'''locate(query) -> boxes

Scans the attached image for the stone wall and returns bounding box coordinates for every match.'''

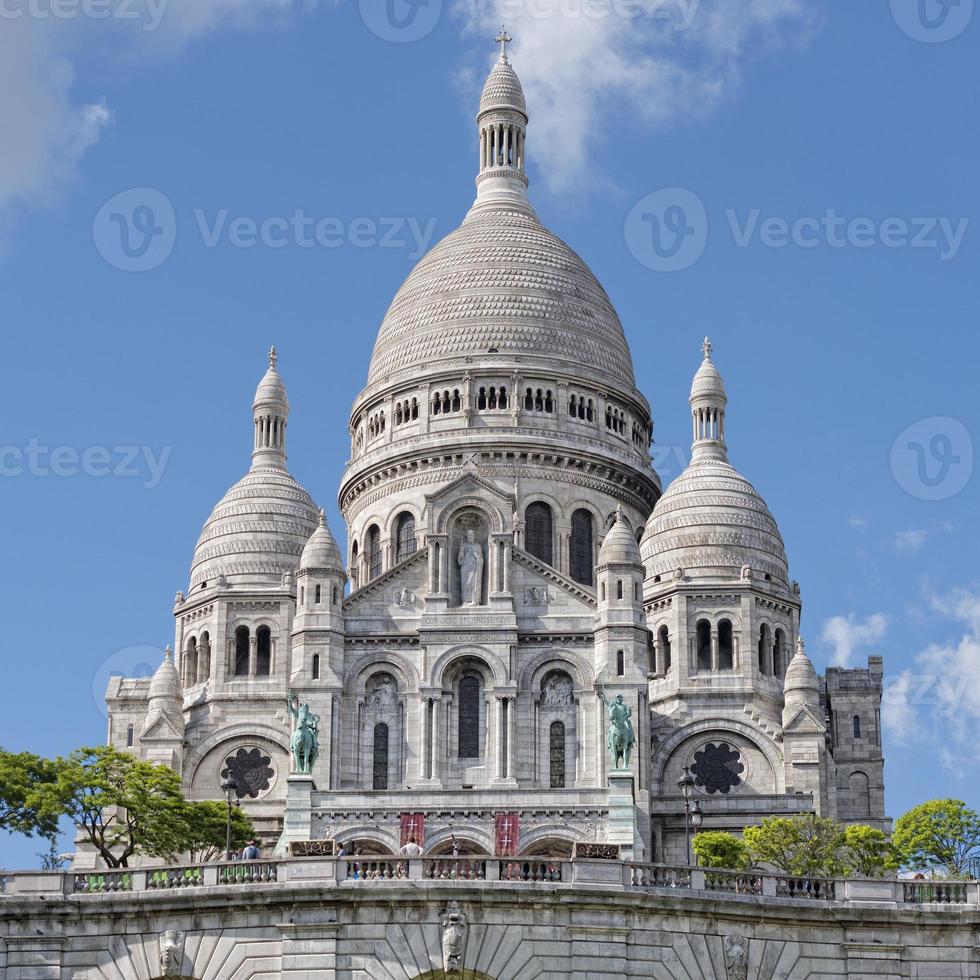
[3,860,980,979]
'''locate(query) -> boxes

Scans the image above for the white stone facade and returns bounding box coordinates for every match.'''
[103,44,887,867]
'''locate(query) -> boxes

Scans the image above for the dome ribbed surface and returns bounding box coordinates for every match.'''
[254,365,288,406]
[641,459,788,586]
[599,514,641,565]
[300,516,344,572]
[366,208,635,388]
[190,467,320,589]
[148,653,181,702]
[691,358,726,401]
[480,59,526,114]
[784,648,819,698]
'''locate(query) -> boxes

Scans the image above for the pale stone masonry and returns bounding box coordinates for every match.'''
[3,862,980,979]
[97,39,888,868]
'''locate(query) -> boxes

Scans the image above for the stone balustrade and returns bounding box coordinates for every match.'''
[4,860,980,907]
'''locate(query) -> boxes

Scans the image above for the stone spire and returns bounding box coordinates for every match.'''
[252,345,289,470]
[475,29,531,212]
[689,336,728,462]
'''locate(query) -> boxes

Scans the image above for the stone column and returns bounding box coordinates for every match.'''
[710,629,719,672]
[506,696,516,780]
[495,696,505,779]
[249,635,257,676]
[420,696,431,780]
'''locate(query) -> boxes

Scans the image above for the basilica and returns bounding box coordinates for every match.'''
[101,41,887,869]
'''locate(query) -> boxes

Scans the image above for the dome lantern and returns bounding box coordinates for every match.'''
[690,337,728,463]
[252,345,289,470]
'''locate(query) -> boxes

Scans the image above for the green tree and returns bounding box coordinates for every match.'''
[743,815,845,876]
[35,746,191,868]
[183,800,254,863]
[841,825,899,878]
[892,799,980,877]
[692,831,751,870]
[0,749,60,840]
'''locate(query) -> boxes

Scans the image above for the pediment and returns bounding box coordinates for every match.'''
[782,705,827,735]
[513,547,597,613]
[426,472,514,533]
[344,546,429,614]
[139,712,183,741]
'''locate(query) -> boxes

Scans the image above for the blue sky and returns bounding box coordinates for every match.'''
[1,0,977,868]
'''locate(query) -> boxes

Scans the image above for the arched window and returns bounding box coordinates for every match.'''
[718,620,734,670]
[774,628,786,677]
[616,650,625,676]
[373,723,389,790]
[312,654,320,680]
[185,637,198,687]
[550,721,566,789]
[569,509,594,585]
[616,579,623,600]
[659,625,671,674]
[458,675,481,759]
[350,540,359,589]
[758,624,771,675]
[199,631,211,683]
[696,620,712,672]
[234,626,250,676]
[395,512,417,562]
[524,502,554,566]
[367,525,382,580]
[126,724,134,748]
[314,584,321,604]
[256,626,272,676]
[853,715,862,739]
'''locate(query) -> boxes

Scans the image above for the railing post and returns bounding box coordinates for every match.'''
[408,858,422,881]
[203,866,219,887]
[761,875,777,897]
[486,860,500,882]
[690,869,706,891]
[131,871,147,892]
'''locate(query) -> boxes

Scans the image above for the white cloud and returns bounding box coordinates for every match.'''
[0,1,320,235]
[821,612,887,667]
[883,588,980,768]
[456,0,820,191]
[893,522,954,556]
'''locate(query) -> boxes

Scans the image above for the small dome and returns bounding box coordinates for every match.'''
[784,638,820,702]
[300,510,344,573]
[690,339,727,402]
[190,467,320,590]
[480,58,527,116]
[599,510,641,565]
[254,346,288,408]
[148,647,181,703]
[641,458,789,587]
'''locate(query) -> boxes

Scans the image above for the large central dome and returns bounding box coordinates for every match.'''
[366,206,635,389]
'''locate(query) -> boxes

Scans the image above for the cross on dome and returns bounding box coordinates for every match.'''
[496,25,512,62]
[702,337,713,360]
[268,345,278,369]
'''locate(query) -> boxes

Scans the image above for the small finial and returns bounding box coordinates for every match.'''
[796,636,806,657]
[318,507,327,527]
[496,25,512,62]
[164,644,173,662]
[268,345,278,369]
[615,503,624,522]
[702,337,713,360]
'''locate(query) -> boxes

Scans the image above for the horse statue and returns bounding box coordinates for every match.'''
[286,693,320,774]
[597,690,635,771]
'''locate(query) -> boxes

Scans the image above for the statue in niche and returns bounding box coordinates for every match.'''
[543,674,573,709]
[441,901,467,975]
[457,528,484,606]
[368,674,397,710]
[724,935,749,980]
[159,930,183,977]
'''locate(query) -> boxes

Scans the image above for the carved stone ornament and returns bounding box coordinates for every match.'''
[724,934,749,980]
[524,585,549,605]
[159,929,184,977]
[290,839,336,857]
[574,842,620,860]
[221,747,275,799]
[395,588,416,608]
[441,900,467,975]
[541,673,573,710]
[366,673,398,712]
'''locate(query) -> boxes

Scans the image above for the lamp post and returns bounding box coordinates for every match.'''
[677,766,704,866]
[220,776,238,860]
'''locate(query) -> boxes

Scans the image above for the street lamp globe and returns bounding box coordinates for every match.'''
[691,800,704,830]
[677,766,695,799]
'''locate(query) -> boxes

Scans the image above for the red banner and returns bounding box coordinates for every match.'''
[495,813,519,856]
[400,813,425,848]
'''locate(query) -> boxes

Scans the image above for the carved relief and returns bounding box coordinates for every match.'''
[541,672,573,711]
[158,930,184,977]
[524,585,549,605]
[441,901,468,975]
[724,934,749,980]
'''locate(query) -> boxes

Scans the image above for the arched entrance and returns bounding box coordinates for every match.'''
[427,837,489,857]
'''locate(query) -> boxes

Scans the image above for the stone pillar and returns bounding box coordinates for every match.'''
[710,629,719,672]
[420,696,431,780]
[506,697,516,780]
[249,635,257,676]
[275,774,315,856]
[495,696,505,778]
